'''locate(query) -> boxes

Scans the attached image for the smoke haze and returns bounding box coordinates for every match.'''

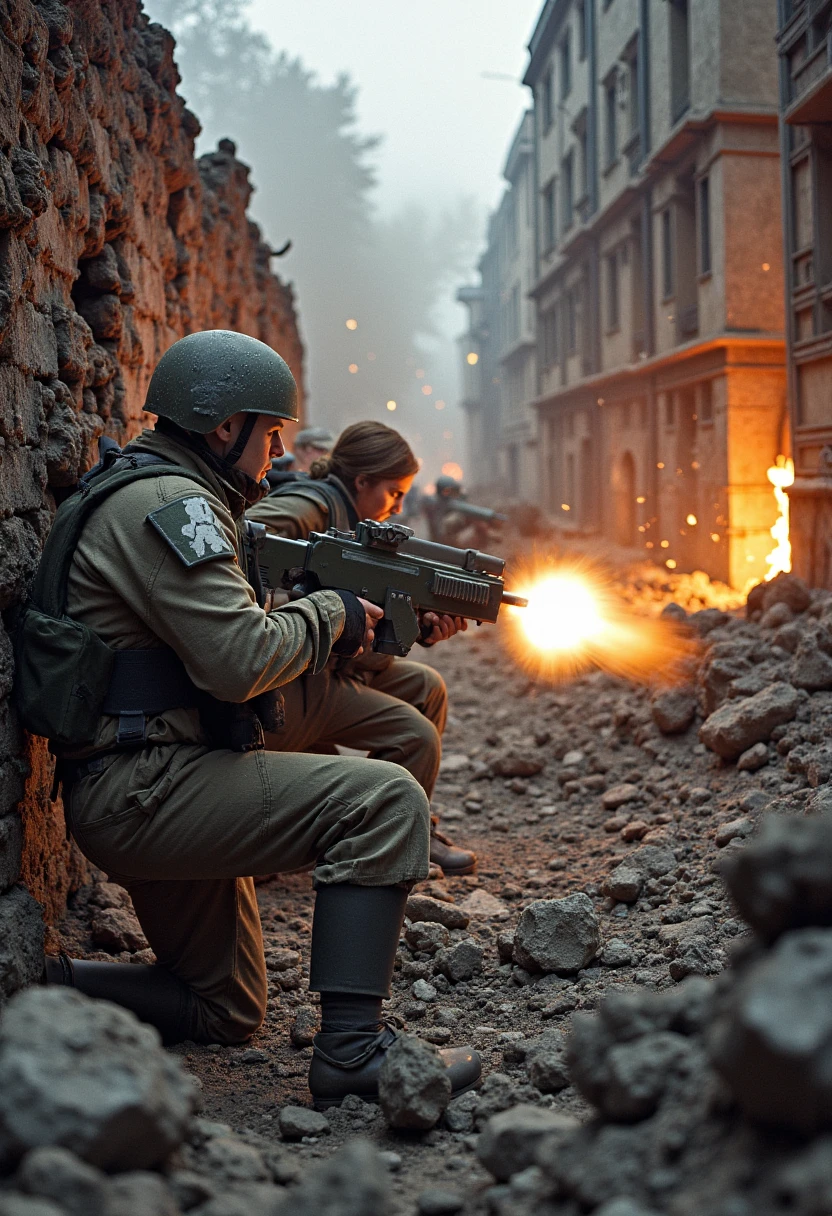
[143,0,540,482]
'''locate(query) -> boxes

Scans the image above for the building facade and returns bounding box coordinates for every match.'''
[457,112,539,500]
[526,0,787,589]
[776,0,832,586]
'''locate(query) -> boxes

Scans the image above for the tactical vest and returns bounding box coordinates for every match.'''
[268,476,358,533]
[13,443,280,752]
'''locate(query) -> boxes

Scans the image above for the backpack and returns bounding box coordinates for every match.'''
[13,445,215,747]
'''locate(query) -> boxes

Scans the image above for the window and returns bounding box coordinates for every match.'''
[662,208,674,298]
[578,127,589,200]
[542,69,554,132]
[559,28,572,100]
[542,181,556,251]
[605,77,618,167]
[665,393,676,427]
[628,50,640,135]
[567,290,578,355]
[699,176,711,274]
[542,304,560,367]
[669,0,690,123]
[562,152,575,232]
[700,380,713,422]
[606,252,620,331]
[577,1,587,61]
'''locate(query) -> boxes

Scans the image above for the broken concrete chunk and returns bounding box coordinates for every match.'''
[651,688,697,735]
[512,893,600,974]
[699,682,801,760]
[378,1035,451,1130]
[476,1104,578,1182]
[406,894,470,929]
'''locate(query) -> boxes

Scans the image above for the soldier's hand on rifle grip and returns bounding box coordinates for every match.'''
[356,598,384,656]
[418,612,468,647]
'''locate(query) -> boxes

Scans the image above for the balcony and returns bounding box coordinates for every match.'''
[786,33,832,123]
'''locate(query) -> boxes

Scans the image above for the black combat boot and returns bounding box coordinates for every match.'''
[429,816,477,877]
[308,884,481,1108]
[43,954,198,1044]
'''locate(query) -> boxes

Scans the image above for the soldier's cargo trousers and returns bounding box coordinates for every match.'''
[267,658,448,799]
[66,745,430,1045]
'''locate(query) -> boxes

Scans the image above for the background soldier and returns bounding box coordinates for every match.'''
[248,421,478,877]
[423,474,505,552]
[292,425,335,474]
[28,330,479,1106]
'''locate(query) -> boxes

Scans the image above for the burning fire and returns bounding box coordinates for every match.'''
[764,456,794,581]
[504,558,693,683]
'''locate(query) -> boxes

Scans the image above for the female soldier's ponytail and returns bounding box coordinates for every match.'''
[310,421,419,491]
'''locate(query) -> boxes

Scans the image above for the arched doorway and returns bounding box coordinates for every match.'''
[613,451,637,548]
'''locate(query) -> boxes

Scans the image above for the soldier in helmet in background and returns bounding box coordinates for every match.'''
[25,329,480,1107]
[292,425,335,474]
[424,474,506,551]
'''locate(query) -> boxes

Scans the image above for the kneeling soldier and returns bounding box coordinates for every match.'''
[20,330,480,1107]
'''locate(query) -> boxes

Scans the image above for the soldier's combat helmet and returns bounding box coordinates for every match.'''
[435,474,462,496]
[145,330,299,432]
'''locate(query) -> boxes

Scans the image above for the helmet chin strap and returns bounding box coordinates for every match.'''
[224,412,259,467]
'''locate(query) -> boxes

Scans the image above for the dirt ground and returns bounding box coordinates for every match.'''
[55,580,786,1215]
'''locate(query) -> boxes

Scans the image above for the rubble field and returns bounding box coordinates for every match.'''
[4,570,832,1215]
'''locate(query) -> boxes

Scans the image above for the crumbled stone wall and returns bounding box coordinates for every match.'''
[0,0,305,973]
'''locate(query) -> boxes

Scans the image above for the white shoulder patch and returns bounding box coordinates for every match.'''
[146,496,235,567]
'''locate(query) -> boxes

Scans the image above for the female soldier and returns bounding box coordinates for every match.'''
[247,421,477,877]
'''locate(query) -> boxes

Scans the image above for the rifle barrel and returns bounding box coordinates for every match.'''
[501,591,528,608]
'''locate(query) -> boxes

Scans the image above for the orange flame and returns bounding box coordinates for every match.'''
[764,457,794,582]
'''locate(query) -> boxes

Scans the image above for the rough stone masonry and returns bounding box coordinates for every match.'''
[0,0,305,994]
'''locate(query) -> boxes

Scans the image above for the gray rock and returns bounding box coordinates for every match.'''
[667,937,723,981]
[474,1073,538,1129]
[569,1022,705,1122]
[0,987,197,1171]
[277,1106,330,1140]
[0,1198,65,1216]
[274,1140,388,1215]
[737,742,770,771]
[289,1006,319,1048]
[16,1147,109,1216]
[651,688,697,735]
[87,882,131,911]
[761,600,795,629]
[406,894,469,929]
[0,886,45,1003]
[412,978,437,1001]
[434,940,484,983]
[443,1090,478,1133]
[629,844,677,877]
[699,682,801,760]
[601,938,634,968]
[760,572,812,615]
[525,1038,570,1094]
[595,1201,666,1216]
[710,927,832,1131]
[512,893,600,974]
[602,865,642,904]
[106,1171,180,1216]
[199,1136,271,1182]
[807,786,832,816]
[0,815,23,892]
[477,1105,578,1181]
[416,1188,464,1215]
[715,817,754,847]
[790,639,832,691]
[721,814,832,940]
[378,1034,451,1129]
[405,921,450,956]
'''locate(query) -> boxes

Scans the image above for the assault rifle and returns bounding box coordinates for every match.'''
[251,519,527,657]
[445,500,507,524]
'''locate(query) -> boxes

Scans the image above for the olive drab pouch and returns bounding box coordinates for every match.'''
[12,444,213,747]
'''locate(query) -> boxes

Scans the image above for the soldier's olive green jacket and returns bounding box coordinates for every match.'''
[246,475,357,539]
[62,428,346,757]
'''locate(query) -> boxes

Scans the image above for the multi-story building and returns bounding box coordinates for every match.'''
[526,0,787,589]
[457,112,539,499]
[776,0,832,586]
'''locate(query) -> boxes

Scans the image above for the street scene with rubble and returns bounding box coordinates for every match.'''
[3,0,832,1214]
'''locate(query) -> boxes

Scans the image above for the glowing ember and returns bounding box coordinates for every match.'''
[764,456,794,581]
[504,560,693,683]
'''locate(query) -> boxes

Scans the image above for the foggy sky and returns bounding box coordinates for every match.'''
[245,1,543,219]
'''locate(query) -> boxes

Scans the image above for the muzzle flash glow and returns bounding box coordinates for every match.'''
[518,574,606,653]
